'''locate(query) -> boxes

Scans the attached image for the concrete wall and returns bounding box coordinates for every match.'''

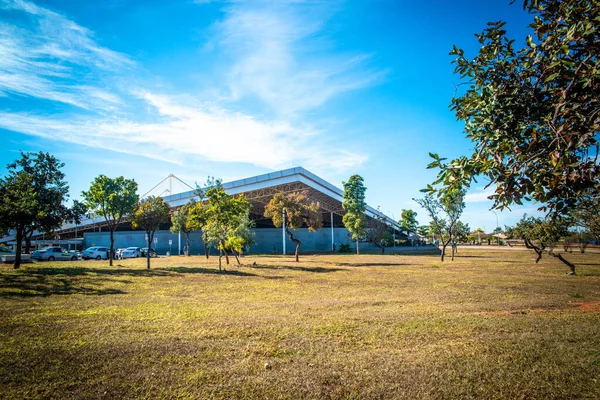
[84,228,382,255]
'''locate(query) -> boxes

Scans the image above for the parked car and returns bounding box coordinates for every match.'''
[121,247,142,259]
[0,245,13,255]
[32,247,78,261]
[115,248,126,259]
[141,247,157,257]
[82,247,109,260]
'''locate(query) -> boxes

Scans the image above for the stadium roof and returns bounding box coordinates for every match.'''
[42,166,401,236]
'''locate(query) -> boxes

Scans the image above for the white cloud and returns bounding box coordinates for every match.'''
[214,1,384,116]
[0,0,370,172]
[465,188,496,203]
[0,0,131,110]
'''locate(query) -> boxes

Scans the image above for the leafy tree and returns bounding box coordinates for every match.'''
[264,191,322,262]
[225,214,256,264]
[202,179,251,270]
[451,221,471,261]
[132,196,170,269]
[570,194,600,243]
[170,200,196,256]
[82,175,138,266]
[417,225,430,238]
[0,152,69,268]
[67,200,88,241]
[506,215,575,274]
[365,209,392,254]
[426,0,600,216]
[188,200,211,259]
[399,209,419,235]
[342,175,367,255]
[414,187,466,261]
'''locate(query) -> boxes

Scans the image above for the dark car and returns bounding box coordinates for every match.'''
[141,247,157,257]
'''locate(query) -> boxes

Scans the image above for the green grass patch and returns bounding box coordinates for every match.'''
[1,249,599,398]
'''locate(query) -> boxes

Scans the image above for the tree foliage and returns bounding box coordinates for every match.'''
[414,187,466,261]
[399,209,419,235]
[365,209,393,254]
[132,196,170,269]
[82,175,138,266]
[201,179,251,270]
[171,200,196,256]
[426,0,600,215]
[264,191,322,262]
[0,152,69,268]
[342,175,367,255]
[506,215,575,274]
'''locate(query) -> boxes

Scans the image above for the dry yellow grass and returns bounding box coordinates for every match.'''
[1,249,599,399]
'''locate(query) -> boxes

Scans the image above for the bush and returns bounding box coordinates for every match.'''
[338,243,351,253]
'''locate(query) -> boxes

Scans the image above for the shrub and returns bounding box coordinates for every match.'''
[338,243,351,253]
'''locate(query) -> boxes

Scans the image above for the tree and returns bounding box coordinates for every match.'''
[202,179,251,271]
[188,200,211,259]
[570,194,600,243]
[264,191,322,262]
[451,221,471,261]
[224,214,256,264]
[399,209,419,235]
[170,200,196,256]
[342,175,367,255]
[0,152,69,268]
[82,175,138,267]
[365,209,392,254]
[67,200,88,241]
[132,196,170,269]
[417,225,430,238]
[414,187,466,262]
[426,0,600,216]
[506,215,575,274]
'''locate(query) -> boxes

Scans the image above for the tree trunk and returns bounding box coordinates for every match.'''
[356,237,360,255]
[451,245,455,261]
[232,250,241,265]
[218,251,222,271]
[13,227,24,269]
[109,229,115,266]
[203,232,209,259]
[440,238,451,262]
[380,245,385,254]
[25,231,33,254]
[185,233,191,256]
[146,232,152,269]
[524,239,543,263]
[285,228,302,262]
[548,250,576,275]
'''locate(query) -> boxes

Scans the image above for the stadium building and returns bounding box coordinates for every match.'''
[28,167,403,255]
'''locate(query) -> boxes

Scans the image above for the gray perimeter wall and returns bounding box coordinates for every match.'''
[84,228,383,255]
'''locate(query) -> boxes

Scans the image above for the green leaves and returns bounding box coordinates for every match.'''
[442,0,600,216]
[342,175,367,240]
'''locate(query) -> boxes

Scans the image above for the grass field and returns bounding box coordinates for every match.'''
[1,249,599,399]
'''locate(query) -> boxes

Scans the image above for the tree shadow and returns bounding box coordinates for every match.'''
[333,262,410,267]
[0,274,126,298]
[162,267,258,277]
[250,264,344,273]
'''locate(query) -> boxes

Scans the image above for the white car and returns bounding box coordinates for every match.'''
[82,247,109,260]
[121,247,141,259]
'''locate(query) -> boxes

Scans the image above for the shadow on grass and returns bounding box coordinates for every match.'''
[0,274,126,298]
[0,264,261,298]
[162,267,257,277]
[333,262,410,267]
[250,264,344,273]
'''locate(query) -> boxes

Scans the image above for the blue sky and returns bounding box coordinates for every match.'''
[0,0,543,231]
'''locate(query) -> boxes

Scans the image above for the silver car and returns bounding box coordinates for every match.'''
[32,247,78,261]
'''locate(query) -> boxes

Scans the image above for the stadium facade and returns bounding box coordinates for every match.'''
[32,167,403,255]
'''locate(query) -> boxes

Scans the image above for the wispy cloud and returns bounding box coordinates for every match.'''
[0,0,373,172]
[465,188,496,203]
[213,1,384,116]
